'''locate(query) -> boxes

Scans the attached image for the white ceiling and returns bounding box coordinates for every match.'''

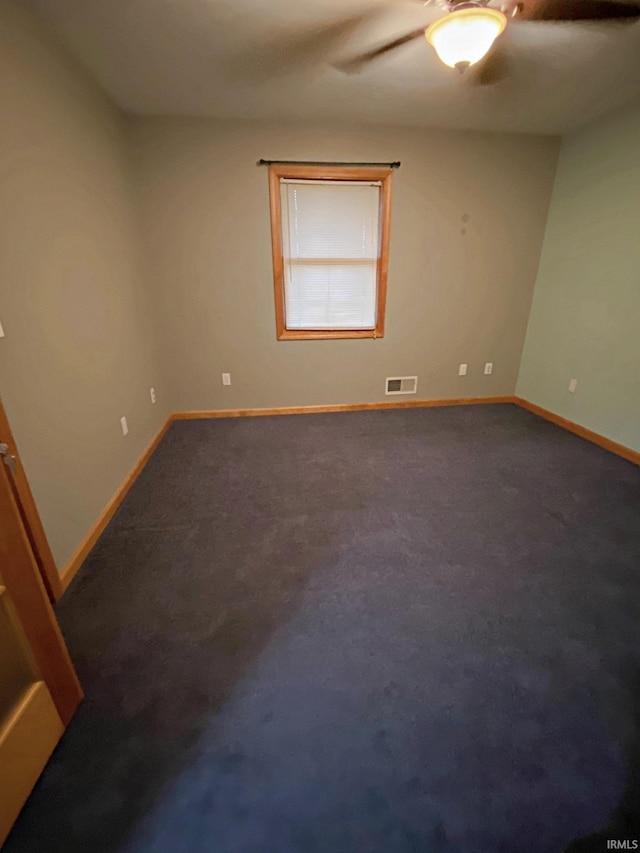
[15,0,640,134]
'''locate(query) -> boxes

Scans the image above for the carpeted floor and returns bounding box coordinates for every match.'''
[6,403,640,853]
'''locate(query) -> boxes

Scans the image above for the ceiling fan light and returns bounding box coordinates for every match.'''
[426,7,507,70]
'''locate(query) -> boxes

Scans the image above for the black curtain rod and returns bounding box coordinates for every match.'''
[258,159,400,168]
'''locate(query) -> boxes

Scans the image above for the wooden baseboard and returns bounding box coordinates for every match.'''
[515,397,640,466]
[59,416,173,593]
[173,396,517,420]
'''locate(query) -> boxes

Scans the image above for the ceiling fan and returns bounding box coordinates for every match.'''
[336,0,640,76]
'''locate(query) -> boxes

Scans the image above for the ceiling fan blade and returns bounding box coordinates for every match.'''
[471,42,512,85]
[223,10,386,81]
[334,27,427,74]
[514,0,640,21]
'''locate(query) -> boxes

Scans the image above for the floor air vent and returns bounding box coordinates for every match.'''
[385,376,418,396]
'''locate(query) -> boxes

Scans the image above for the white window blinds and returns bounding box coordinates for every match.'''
[279,179,382,330]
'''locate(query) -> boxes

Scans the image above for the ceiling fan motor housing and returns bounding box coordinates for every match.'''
[446,0,521,13]
[448,0,492,8]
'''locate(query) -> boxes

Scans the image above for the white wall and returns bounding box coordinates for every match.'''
[0,4,170,569]
[128,117,560,411]
[518,103,640,453]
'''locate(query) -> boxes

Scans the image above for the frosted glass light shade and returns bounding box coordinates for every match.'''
[426,7,507,70]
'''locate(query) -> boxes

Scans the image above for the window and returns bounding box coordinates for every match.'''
[268,165,393,340]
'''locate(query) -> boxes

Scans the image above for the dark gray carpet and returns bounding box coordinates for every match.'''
[6,404,640,853]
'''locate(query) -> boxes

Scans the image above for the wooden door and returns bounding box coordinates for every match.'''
[0,437,83,845]
[0,398,62,602]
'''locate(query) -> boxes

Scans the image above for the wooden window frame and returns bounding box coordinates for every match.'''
[268,164,393,341]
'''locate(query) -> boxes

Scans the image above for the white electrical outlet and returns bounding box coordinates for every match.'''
[458,363,468,377]
[484,362,493,375]
[222,373,231,386]
[0,318,5,338]
[568,378,578,394]
[120,416,128,436]
[150,387,157,404]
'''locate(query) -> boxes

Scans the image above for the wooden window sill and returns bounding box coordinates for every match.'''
[277,329,383,341]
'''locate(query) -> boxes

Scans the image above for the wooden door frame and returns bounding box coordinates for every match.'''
[0,397,62,602]
[0,456,82,726]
